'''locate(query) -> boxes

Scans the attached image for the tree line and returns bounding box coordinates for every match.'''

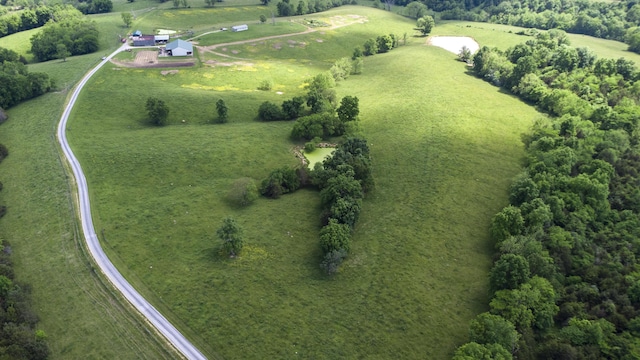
[273,0,357,17]
[0,2,109,40]
[454,29,640,358]
[0,47,53,109]
[397,0,640,55]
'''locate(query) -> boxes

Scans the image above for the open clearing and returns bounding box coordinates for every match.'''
[7,3,637,359]
[428,36,480,55]
[66,7,540,359]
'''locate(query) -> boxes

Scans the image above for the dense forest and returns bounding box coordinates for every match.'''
[0,47,53,109]
[453,30,640,359]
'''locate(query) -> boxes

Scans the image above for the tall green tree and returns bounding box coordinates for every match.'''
[216,98,228,123]
[416,15,435,35]
[55,43,70,62]
[145,97,169,126]
[337,96,359,123]
[121,12,133,27]
[468,312,519,353]
[489,254,530,293]
[217,217,244,257]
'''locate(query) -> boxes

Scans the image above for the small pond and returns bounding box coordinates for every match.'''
[303,147,335,169]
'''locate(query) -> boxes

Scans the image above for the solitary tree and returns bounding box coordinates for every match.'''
[121,12,133,27]
[55,43,70,62]
[217,217,243,257]
[337,96,359,123]
[145,97,170,126]
[216,99,228,123]
[416,15,435,35]
[260,14,267,23]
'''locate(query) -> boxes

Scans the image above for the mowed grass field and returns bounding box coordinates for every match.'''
[66,7,541,358]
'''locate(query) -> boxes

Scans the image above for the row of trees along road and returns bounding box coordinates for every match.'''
[454,29,640,358]
[396,0,640,55]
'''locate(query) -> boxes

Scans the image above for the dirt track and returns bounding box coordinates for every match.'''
[197,15,367,59]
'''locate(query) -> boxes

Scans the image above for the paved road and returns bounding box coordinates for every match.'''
[56,43,207,360]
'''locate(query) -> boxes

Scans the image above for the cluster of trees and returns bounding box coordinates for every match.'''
[401,0,640,54]
[0,4,81,39]
[311,137,373,274]
[355,32,403,57]
[75,0,112,14]
[0,47,53,109]
[273,0,356,17]
[454,29,640,358]
[257,65,360,125]
[30,18,100,62]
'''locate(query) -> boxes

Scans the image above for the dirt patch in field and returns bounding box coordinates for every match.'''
[427,36,480,55]
[161,70,179,75]
[204,60,254,67]
[135,51,159,65]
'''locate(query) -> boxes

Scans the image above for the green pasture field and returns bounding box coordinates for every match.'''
[0,11,178,360]
[4,3,638,359]
[0,27,38,62]
[131,6,277,34]
[66,7,541,359]
[0,71,177,360]
[192,21,308,46]
[208,7,417,64]
[433,20,640,63]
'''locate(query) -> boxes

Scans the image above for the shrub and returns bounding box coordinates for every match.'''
[257,101,284,121]
[227,178,259,206]
[257,79,273,91]
[260,166,300,198]
[320,249,347,275]
[304,141,316,152]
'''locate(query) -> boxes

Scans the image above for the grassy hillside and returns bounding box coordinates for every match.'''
[0,11,179,360]
[66,8,540,358]
[4,3,636,359]
[433,20,640,63]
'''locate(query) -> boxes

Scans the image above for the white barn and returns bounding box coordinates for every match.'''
[231,24,248,32]
[166,39,193,56]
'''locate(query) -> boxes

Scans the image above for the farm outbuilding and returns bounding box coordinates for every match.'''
[133,35,155,46]
[155,35,170,44]
[166,39,193,56]
[231,24,248,32]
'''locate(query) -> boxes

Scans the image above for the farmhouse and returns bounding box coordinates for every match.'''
[133,35,155,47]
[231,24,248,32]
[155,35,170,44]
[166,39,193,56]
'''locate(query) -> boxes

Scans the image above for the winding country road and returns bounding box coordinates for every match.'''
[56,43,207,360]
